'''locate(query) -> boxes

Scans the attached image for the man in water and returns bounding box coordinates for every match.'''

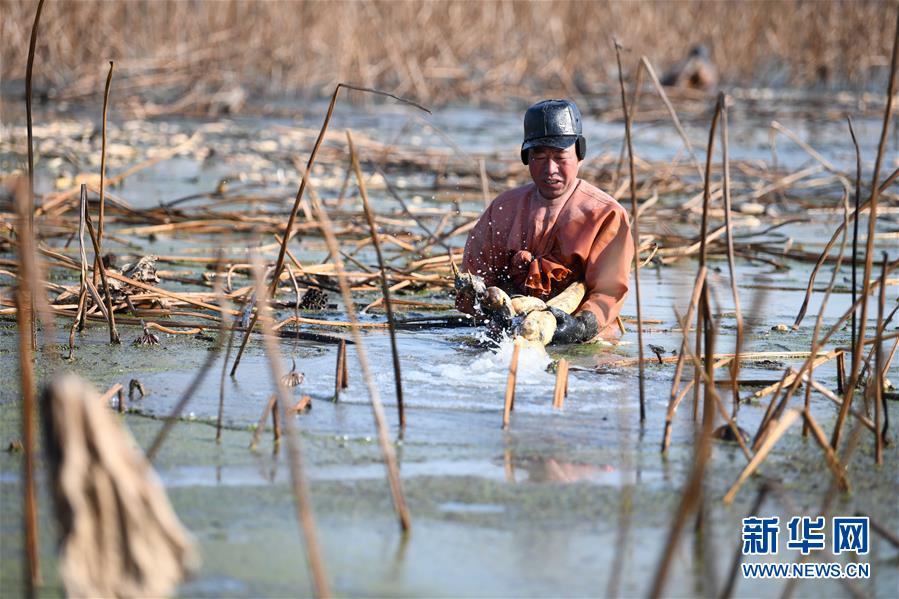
[456,99,633,344]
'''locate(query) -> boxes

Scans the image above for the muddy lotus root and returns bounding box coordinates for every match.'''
[40,373,199,597]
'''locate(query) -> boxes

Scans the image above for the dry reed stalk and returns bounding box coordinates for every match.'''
[720,483,770,598]
[145,337,222,457]
[292,395,312,413]
[691,95,722,422]
[607,404,635,598]
[229,83,342,375]
[98,383,124,407]
[273,315,388,330]
[24,0,46,355]
[751,350,839,402]
[750,260,898,451]
[801,409,850,492]
[142,322,201,335]
[82,193,120,343]
[621,350,824,370]
[478,158,490,205]
[848,117,862,365]
[802,185,851,437]
[671,308,752,461]
[249,394,275,452]
[807,377,875,432]
[723,408,801,505]
[791,170,899,331]
[874,254,887,464]
[614,40,646,422]
[778,421,868,599]
[334,339,349,399]
[271,393,282,444]
[769,121,844,176]
[666,265,707,427]
[752,367,802,452]
[857,302,899,383]
[662,355,730,454]
[95,61,114,288]
[67,188,89,359]
[649,297,717,599]
[502,340,521,430]
[145,257,227,460]
[230,83,428,376]
[348,131,405,431]
[104,271,239,316]
[14,179,41,590]
[214,257,234,444]
[831,11,897,450]
[311,195,411,532]
[718,97,744,415]
[552,358,569,410]
[249,255,330,598]
[697,493,720,599]
[836,350,846,394]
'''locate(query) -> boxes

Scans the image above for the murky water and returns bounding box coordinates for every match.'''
[1,102,897,597]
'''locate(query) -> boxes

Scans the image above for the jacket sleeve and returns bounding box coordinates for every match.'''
[455,204,497,314]
[576,206,634,333]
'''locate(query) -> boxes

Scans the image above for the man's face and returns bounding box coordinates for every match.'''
[528,144,581,200]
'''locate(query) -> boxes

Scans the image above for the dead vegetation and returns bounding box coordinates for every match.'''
[2,0,896,113]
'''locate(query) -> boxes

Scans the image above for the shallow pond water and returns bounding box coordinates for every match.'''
[1,101,897,597]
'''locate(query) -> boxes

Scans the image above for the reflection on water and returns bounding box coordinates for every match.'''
[160,455,650,489]
[504,455,620,485]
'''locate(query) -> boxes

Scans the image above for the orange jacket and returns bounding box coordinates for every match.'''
[458,179,633,337]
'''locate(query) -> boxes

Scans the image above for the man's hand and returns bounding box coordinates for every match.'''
[549,307,599,344]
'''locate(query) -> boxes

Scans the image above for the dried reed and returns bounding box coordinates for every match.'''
[5,1,895,108]
[692,95,723,423]
[23,0,45,354]
[848,117,862,363]
[718,97,744,414]
[614,40,646,422]
[552,358,569,410]
[832,11,898,449]
[311,194,411,532]
[95,61,114,271]
[502,340,521,430]
[82,192,120,344]
[13,178,40,591]
[333,339,348,400]
[874,254,887,464]
[724,409,801,505]
[649,293,717,598]
[250,255,330,598]
[348,131,405,431]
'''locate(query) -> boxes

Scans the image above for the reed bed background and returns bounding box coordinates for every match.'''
[2,0,896,111]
